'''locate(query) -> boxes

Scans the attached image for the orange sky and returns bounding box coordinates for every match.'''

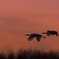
[0,0,59,53]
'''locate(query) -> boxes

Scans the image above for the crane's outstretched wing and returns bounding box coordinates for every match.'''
[28,35,34,41]
[47,31,51,36]
[36,36,41,42]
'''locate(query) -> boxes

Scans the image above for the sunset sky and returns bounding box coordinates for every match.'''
[0,0,59,53]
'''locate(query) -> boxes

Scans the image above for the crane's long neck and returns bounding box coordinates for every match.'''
[42,37,46,38]
[42,32,47,34]
[26,34,31,36]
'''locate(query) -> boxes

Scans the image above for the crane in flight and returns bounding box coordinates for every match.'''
[42,30,59,36]
[26,33,46,42]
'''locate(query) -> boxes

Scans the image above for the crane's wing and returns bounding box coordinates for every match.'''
[28,35,34,41]
[36,36,41,42]
[47,31,51,36]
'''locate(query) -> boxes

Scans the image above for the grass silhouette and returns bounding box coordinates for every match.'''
[0,49,59,59]
[8,51,15,59]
